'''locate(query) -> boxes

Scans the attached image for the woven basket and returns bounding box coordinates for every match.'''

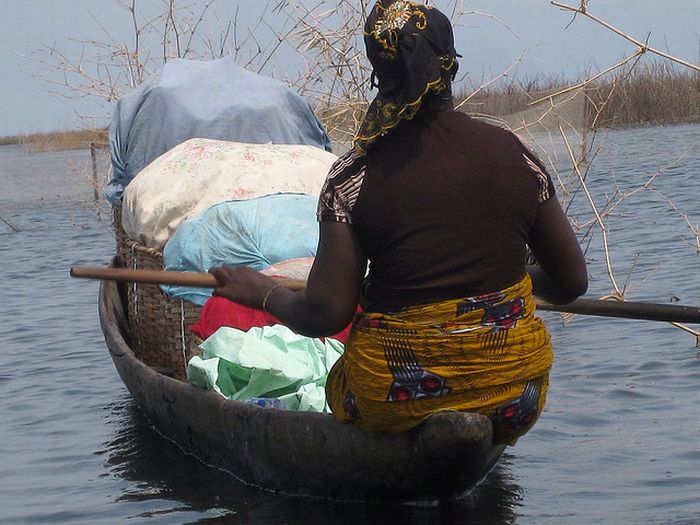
[113,207,201,380]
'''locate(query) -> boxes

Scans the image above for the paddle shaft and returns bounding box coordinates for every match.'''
[535,298,700,324]
[69,265,306,291]
[71,266,700,324]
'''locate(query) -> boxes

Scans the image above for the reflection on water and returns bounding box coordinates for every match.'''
[102,398,523,525]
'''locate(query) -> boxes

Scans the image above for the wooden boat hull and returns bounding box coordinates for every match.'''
[99,278,505,502]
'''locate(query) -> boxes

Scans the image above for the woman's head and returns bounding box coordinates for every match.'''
[354,1,459,153]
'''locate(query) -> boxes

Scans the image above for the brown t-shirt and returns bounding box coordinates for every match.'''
[317,110,554,309]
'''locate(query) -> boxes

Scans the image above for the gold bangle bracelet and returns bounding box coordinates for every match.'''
[261,283,283,312]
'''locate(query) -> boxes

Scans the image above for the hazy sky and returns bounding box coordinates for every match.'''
[1,0,698,136]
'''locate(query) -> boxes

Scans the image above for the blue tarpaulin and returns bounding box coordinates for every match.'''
[161,193,319,305]
[106,58,331,204]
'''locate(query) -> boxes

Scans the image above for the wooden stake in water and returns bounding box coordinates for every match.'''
[0,210,19,232]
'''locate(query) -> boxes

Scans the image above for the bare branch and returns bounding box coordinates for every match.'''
[551,1,700,72]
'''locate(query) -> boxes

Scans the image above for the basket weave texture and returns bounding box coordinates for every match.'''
[114,207,201,379]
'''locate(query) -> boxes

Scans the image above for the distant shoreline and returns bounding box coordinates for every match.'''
[3,64,698,151]
[0,128,108,151]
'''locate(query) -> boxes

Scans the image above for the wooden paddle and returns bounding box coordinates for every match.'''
[70,265,700,324]
[70,265,307,290]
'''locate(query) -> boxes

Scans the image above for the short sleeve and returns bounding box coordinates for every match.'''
[316,150,367,224]
[521,148,555,204]
[317,176,352,223]
[499,129,555,205]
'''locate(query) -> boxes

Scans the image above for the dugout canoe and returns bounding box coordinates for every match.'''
[98,276,505,502]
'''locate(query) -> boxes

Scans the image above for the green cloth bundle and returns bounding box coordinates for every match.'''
[187,325,344,412]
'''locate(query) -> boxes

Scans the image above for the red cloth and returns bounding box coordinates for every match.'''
[190,296,357,344]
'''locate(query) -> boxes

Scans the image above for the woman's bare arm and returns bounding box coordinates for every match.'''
[527,195,588,304]
[210,221,367,338]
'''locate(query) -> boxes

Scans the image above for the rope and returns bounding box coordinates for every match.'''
[131,243,140,348]
[180,299,187,374]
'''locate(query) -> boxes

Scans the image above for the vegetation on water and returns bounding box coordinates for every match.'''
[3,128,108,152]
[592,64,700,127]
[459,62,700,130]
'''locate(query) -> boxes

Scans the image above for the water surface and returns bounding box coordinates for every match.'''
[0,126,698,524]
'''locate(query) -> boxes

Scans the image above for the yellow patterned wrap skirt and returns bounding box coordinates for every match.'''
[326,274,553,444]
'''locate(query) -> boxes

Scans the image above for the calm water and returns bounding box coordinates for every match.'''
[1,125,699,524]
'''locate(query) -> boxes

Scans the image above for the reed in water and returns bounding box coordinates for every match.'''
[7,128,108,152]
[457,62,700,129]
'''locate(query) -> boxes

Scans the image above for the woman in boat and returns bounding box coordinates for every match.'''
[210,0,587,445]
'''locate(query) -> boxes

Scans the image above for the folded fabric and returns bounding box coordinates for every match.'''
[190,297,278,339]
[187,325,345,412]
[121,138,336,249]
[190,296,356,344]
